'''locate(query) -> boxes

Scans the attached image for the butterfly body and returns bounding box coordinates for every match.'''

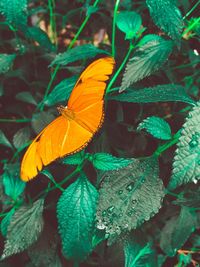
[21,57,115,181]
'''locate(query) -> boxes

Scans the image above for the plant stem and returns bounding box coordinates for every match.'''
[48,0,57,45]
[112,0,120,58]
[106,44,134,94]
[0,118,31,123]
[182,17,200,37]
[183,0,200,20]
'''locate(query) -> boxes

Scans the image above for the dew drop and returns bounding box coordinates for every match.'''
[132,199,137,204]
[117,190,123,195]
[126,182,134,191]
[107,206,115,214]
[189,139,198,148]
[193,178,198,184]
[102,210,107,217]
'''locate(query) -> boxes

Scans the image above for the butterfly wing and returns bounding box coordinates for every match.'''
[21,57,115,181]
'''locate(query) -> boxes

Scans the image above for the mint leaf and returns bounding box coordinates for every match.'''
[16,91,37,106]
[62,151,85,165]
[31,111,55,134]
[57,174,98,261]
[13,127,30,149]
[1,208,15,237]
[0,54,16,74]
[0,130,12,148]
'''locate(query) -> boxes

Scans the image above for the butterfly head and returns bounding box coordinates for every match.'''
[57,105,75,120]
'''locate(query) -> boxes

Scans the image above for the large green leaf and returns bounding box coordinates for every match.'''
[3,171,25,200]
[160,206,197,256]
[120,36,173,91]
[124,232,156,267]
[62,151,85,165]
[57,174,98,261]
[169,101,200,189]
[44,75,78,106]
[31,111,55,134]
[0,54,16,74]
[51,44,109,66]
[116,11,142,40]
[89,153,133,171]
[0,208,15,237]
[0,0,27,27]
[137,116,172,140]
[108,84,195,105]
[1,199,44,259]
[96,157,165,236]
[146,0,183,41]
[13,127,30,149]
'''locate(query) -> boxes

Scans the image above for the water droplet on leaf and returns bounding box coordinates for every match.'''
[126,182,134,191]
[107,206,115,214]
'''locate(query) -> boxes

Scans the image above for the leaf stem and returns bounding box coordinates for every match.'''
[182,17,200,37]
[183,0,200,20]
[106,44,134,94]
[111,0,120,58]
[0,118,31,123]
[48,0,57,45]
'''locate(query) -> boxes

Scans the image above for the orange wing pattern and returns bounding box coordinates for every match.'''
[20,57,115,181]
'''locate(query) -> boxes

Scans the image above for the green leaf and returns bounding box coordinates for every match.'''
[13,127,30,149]
[62,151,85,165]
[120,37,173,91]
[0,54,16,74]
[108,84,195,105]
[44,76,78,106]
[124,232,156,267]
[57,174,98,261]
[89,153,133,170]
[160,206,197,256]
[116,11,142,40]
[0,0,27,27]
[1,199,44,259]
[96,157,165,236]
[169,101,200,189]
[31,111,55,134]
[146,0,183,41]
[1,208,15,237]
[51,44,109,66]
[0,130,12,148]
[16,91,37,105]
[137,116,172,140]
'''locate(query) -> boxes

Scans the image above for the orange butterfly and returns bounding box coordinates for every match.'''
[20,57,115,181]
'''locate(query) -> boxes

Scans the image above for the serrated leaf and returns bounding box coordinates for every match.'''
[120,37,173,91]
[31,111,55,134]
[96,157,165,236]
[160,206,197,256]
[13,127,30,149]
[16,91,37,105]
[116,11,142,40]
[57,174,98,261]
[169,101,200,189]
[1,208,15,237]
[108,84,195,105]
[89,153,133,171]
[44,75,78,106]
[1,199,44,259]
[0,0,27,27]
[51,44,109,66]
[146,0,183,41]
[137,116,172,140]
[124,232,156,267]
[62,151,85,165]
[0,54,16,74]
[0,130,12,148]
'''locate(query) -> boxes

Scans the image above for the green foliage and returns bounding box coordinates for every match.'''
[146,0,183,41]
[169,101,200,189]
[120,36,173,91]
[116,11,142,40]
[96,158,165,236]
[31,111,55,134]
[13,127,30,149]
[57,174,98,261]
[15,92,37,106]
[137,116,172,140]
[51,44,109,66]
[2,199,44,259]
[0,130,12,148]
[0,54,16,74]
[62,151,85,165]
[0,208,15,237]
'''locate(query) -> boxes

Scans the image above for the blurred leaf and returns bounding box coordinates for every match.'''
[120,37,173,91]
[0,208,15,237]
[96,157,165,235]
[89,153,133,170]
[51,44,109,66]
[62,151,85,165]
[57,174,98,261]
[2,199,44,259]
[0,54,16,74]
[31,111,55,134]
[137,116,172,140]
[16,91,37,105]
[44,76,78,106]
[0,130,12,148]
[160,206,197,256]
[13,127,30,149]
[108,84,195,105]
[169,101,200,189]
[116,11,142,40]
[146,0,183,41]
[0,0,27,27]
[124,232,156,267]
